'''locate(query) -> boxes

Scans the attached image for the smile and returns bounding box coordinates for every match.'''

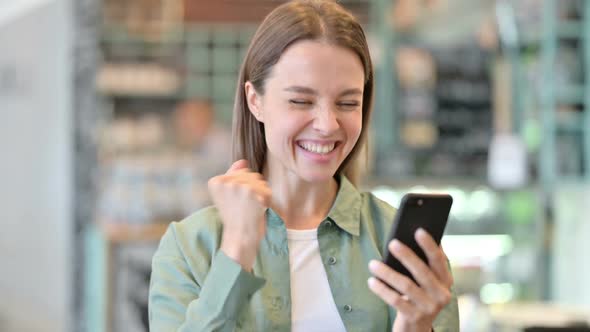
[296,141,337,155]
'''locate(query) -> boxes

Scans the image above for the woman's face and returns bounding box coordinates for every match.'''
[247,40,365,183]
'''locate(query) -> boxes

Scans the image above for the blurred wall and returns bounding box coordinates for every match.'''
[0,0,72,331]
[553,186,590,308]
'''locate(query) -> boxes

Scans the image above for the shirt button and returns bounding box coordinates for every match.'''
[325,220,333,227]
[344,304,352,312]
[328,256,337,265]
[272,296,283,309]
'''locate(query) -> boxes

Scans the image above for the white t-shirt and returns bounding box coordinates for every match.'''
[287,228,347,332]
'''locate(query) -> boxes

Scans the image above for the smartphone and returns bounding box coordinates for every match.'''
[382,193,453,286]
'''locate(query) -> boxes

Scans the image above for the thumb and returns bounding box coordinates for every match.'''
[226,159,250,174]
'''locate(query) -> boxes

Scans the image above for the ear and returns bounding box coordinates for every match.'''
[245,81,264,123]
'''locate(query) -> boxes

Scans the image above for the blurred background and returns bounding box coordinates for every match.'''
[1,0,589,331]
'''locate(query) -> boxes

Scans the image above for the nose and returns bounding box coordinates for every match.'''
[312,106,339,135]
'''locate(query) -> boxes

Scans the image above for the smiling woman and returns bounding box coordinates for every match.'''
[148,1,459,331]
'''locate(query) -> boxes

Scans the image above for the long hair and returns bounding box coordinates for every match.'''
[232,0,374,186]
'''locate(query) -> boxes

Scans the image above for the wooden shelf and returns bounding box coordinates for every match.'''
[99,220,170,244]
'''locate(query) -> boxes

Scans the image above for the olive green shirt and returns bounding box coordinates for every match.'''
[149,176,459,331]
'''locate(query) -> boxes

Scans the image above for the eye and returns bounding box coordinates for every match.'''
[289,99,313,106]
[338,101,360,110]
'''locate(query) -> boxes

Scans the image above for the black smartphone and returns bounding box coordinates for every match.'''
[382,193,453,286]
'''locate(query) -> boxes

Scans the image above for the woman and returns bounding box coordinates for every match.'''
[149,1,459,331]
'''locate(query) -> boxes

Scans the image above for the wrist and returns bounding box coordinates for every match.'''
[393,317,432,332]
[220,234,259,271]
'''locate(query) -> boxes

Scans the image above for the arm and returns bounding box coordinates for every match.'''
[149,226,265,332]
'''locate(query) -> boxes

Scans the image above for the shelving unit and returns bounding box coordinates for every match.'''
[540,0,588,186]
[539,0,590,304]
[372,0,496,181]
[99,23,258,124]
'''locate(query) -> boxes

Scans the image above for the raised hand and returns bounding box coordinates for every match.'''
[208,159,272,271]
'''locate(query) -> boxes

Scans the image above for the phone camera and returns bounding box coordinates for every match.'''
[417,199,423,206]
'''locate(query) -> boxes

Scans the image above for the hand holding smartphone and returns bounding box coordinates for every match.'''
[382,193,453,286]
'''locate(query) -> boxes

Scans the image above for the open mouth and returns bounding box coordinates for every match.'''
[296,141,339,155]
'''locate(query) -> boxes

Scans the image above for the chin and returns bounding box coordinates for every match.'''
[296,168,338,184]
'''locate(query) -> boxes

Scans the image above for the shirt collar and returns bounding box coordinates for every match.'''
[265,174,362,236]
[327,174,361,236]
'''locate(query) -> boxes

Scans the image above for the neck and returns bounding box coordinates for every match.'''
[264,167,339,230]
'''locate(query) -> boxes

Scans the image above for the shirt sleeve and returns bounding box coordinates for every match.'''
[149,225,266,332]
[432,280,460,331]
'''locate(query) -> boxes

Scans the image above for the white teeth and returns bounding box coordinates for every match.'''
[299,142,336,154]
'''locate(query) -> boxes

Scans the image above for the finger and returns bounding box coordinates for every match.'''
[255,194,270,207]
[440,245,450,261]
[227,171,262,185]
[237,175,269,192]
[368,260,430,308]
[389,240,440,293]
[226,159,249,174]
[254,184,272,207]
[234,177,271,206]
[416,228,453,287]
[390,240,451,306]
[367,276,416,315]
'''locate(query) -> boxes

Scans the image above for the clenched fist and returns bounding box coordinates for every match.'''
[208,159,272,271]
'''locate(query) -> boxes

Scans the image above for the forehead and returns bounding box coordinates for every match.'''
[266,40,365,90]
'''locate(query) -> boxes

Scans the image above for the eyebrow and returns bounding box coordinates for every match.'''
[283,86,362,97]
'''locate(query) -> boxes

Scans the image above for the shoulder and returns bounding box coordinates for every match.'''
[151,206,226,295]
[359,191,396,226]
[358,191,397,249]
[154,205,223,260]
[339,175,396,228]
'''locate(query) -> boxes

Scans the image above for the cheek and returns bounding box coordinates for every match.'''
[263,112,300,150]
[265,108,307,138]
[344,112,363,145]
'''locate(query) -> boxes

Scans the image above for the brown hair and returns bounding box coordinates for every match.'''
[232,0,374,186]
